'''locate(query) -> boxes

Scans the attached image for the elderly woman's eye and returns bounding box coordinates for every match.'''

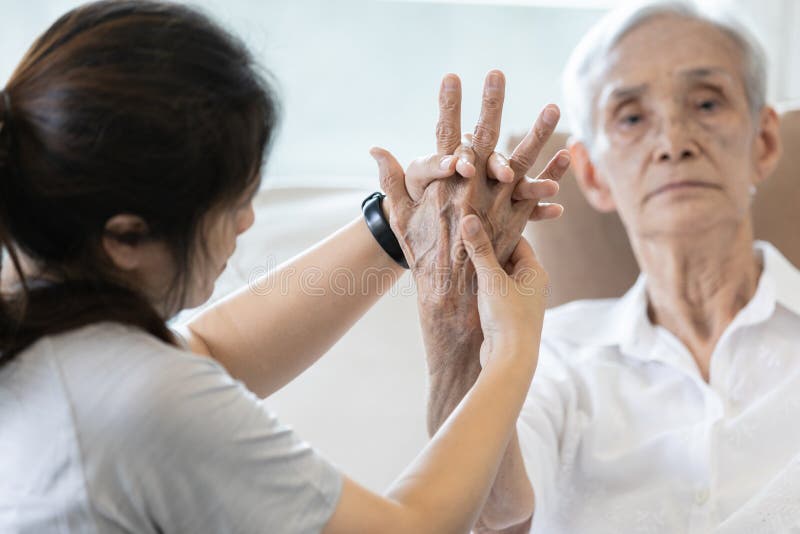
[620,114,643,127]
[698,99,719,112]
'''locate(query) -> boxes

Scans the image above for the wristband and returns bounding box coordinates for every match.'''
[361,192,409,269]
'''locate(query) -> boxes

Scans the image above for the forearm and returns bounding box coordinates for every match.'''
[425,321,534,531]
[424,325,483,435]
[477,432,534,531]
[387,355,535,534]
[182,216,405,397]
[325,355,534,534]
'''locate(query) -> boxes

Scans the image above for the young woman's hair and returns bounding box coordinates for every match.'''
[0,0,280,363]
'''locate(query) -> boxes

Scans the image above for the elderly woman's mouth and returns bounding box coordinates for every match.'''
[644,180,722,203]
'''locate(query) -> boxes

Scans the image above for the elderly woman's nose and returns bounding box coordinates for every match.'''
[653,114,698,163]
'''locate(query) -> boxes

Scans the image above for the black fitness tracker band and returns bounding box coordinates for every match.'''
[361,192,409,269]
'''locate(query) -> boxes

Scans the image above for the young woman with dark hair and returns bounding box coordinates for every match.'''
[0,1,567,532]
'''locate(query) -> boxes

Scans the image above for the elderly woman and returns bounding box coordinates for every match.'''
[0,1,572,533]
[416,2,799,533]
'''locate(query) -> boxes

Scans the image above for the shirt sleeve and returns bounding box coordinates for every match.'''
[61,331,343,534]
[516,339,580,532]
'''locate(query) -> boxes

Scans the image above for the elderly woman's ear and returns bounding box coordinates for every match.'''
[568,138,617,213]
[753,106,782,184]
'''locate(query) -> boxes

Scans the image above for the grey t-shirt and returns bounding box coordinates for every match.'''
[0,322,342,533]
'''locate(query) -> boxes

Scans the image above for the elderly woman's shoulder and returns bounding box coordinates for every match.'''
[543,297,620,335]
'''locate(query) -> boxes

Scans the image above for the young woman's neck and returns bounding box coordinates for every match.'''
[1,248,171,318]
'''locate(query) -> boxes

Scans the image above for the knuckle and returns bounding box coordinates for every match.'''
[436,122,459,144]
[380,171,401,190]
[473,124,499,147]
[514,182,531,199]
[456,143,474,154]
[542,166,558,181]
[482,95,502,110]
[455,145,475,161]
[474,239,493,257]
[533,124,550,143]
[439,94,459,113]
[511,152,533,171]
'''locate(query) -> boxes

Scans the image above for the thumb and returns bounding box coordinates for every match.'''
[461,214,501,273]
[370,146,409,203]
[508,236,540,275]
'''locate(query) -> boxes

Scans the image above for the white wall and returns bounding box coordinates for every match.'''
[2,1,797,189]
[707,0,800,105]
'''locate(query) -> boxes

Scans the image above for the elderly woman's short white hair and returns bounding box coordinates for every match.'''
[562,0,768,147]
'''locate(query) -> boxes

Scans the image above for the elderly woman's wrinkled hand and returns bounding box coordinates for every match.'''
[373,70,567,288]
[370,70,568,372]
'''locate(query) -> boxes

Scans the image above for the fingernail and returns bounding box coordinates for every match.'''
[557,153,570,167]
[464,216,480,236]
[460,156,472,167]
[488,72,502,88]
[440,156,454,170]
[543,106,559,127]
[443,75,457,91]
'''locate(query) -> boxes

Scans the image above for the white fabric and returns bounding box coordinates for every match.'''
[519,241,800,533]
[0,322,342,533]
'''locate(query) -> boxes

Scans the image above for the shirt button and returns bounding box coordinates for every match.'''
[695,488,710,506]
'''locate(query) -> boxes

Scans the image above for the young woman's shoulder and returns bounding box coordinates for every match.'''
[2,321,342,533]
[50,320,234,416]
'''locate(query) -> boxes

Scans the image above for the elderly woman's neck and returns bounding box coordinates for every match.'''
[632,221,761,381]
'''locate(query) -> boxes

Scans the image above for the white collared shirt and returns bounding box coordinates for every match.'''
[519,241,800,533]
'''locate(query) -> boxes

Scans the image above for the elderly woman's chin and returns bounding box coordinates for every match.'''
[636,189,745,237]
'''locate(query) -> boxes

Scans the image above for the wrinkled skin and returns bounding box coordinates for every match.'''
[372,70,569,532]
[379,70,566,375]
[394,168,537,371]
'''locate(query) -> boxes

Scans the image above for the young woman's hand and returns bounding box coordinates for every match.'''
[459,214,547,368]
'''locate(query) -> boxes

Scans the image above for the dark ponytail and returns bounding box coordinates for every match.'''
[0,0,280,363]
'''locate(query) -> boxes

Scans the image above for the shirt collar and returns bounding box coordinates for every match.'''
[545,240,800,350]
[757,240,800,317]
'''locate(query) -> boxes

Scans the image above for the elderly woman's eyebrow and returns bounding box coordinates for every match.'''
[679,66,736,82]
[601,83,648,107]
[601,83,649,102]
